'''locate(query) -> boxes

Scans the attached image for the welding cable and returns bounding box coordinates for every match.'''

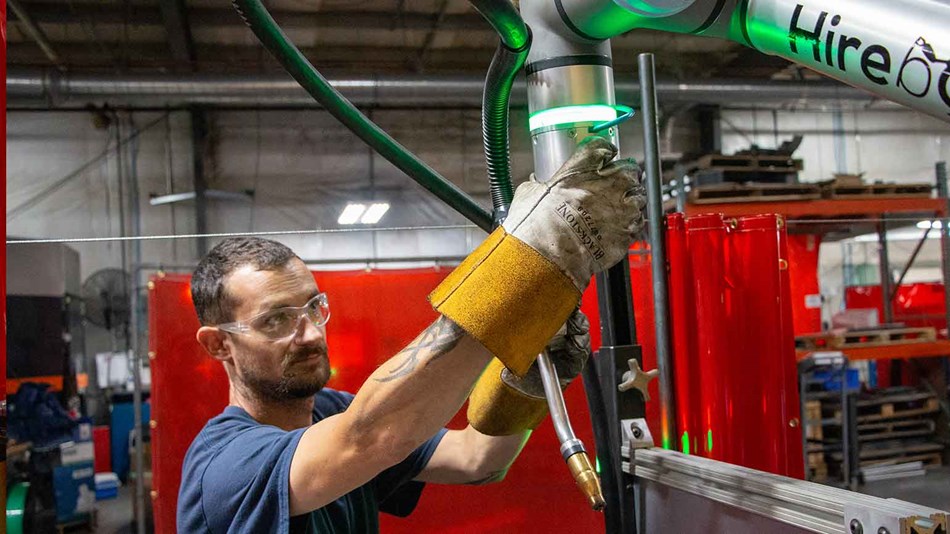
[468,0,531,223]
[231,0,493,233]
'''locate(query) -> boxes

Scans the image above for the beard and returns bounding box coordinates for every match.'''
[239,342,331,402]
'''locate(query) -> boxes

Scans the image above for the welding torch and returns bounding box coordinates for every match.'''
[537,350,606,511]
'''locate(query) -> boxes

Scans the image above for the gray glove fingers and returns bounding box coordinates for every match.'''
[624,184,647,207]
[564,335,591,376]
[567,165,642,201]
[550,137,619,184]
[574,158,642,199]
[559,309,592,378]
[598,157,641,180]
[566,307,591,336]
[542,308,591,377]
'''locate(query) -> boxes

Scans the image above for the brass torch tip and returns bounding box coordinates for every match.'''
[566,452,605,512]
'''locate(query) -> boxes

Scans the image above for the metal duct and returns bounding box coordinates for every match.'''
[7,68,882,110]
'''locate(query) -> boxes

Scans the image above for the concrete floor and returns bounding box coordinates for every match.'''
[95,485,152,534]
[858,466,950,511]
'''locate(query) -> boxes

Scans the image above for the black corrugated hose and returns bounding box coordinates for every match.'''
[482,34,531,223]
[469,0,531,223]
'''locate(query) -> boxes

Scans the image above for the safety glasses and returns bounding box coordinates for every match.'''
[216,293,330,340]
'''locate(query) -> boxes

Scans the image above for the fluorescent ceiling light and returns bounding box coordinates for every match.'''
[360,203,390,224]
[338,203,366,225]
[917,220,943,229]
[528,104,618,132]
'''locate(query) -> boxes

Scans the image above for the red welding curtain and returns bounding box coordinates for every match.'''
[665,213,804,479]
[152,265,675,534]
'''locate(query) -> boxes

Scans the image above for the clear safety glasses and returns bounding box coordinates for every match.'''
[216,293,330,340]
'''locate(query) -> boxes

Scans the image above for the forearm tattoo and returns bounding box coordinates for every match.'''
[374,316,464,383]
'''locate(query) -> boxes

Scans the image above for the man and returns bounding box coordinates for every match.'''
[177,137,645,533]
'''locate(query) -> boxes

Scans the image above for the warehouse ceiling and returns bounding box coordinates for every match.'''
[5,0,798,80]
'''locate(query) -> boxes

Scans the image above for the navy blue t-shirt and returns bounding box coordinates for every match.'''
[177,388,447,534]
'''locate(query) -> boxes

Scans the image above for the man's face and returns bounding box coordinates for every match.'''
[221,258,331,401]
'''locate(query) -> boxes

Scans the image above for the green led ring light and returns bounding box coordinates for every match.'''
[528,104,635,133]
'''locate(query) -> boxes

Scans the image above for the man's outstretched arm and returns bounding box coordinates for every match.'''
[289,316,491,515]
[413,308,593,487]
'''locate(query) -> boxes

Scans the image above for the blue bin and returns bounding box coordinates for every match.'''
[813,369,860,391]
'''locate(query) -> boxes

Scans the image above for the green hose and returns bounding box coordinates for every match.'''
[232,0,493,233]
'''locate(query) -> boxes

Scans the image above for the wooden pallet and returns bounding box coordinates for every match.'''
[857,419,936,442]
[691,168,799,187]
[805,400,823,421]
[796,332,840,350]
[856,394,940,423]
[805,400,825,440]
[839,327,936,347]
[696,154,803,172]
[689,183,821,204]
[795,327,936,350]
[823,183,932,199]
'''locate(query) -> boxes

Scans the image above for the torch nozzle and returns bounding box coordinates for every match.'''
[566,451,605,512]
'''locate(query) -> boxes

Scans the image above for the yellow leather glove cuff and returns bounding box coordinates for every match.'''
[467,358,548,436]
[429,227,580,377]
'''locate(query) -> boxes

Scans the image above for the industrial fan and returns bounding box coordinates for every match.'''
[81,268,131,332]
[82,268,132,391]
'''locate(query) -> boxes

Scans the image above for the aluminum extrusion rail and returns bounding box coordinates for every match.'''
[626,447,949,534]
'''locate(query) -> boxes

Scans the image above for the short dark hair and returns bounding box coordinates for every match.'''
[191,237,299,325]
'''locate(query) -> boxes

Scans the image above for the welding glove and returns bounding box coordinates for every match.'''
[468,309,592,436]
[430,136,644,376]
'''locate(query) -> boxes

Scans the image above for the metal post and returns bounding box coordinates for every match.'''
[593,261,642,534]
[798,361,809,480]
[936,162,950,336]
[127,117,147,534]
[190,107,209,257]
[936,162,950,397]
[878,217,902,385]
[840,360,851,489]
[638,53,675,450]
[878,218,894,324]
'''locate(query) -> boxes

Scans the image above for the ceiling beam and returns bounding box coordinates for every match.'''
[158,0,196,70]
[7,0,64,69]
[21,2,491,33]
[7,42,498,72]
[7,41,735,75]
